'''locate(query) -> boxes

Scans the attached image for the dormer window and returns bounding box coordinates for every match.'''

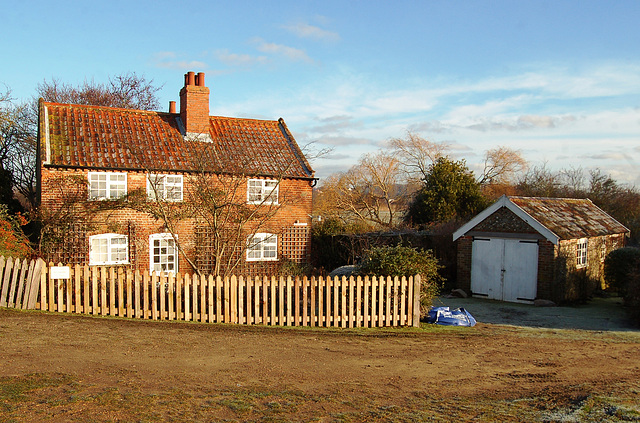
[147,174,183,202]
[88,172,127,200]
[247,179,278,205]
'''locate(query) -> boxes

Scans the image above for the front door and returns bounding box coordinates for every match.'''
[470,238,538,303]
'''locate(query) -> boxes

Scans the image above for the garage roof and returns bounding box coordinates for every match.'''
[453,195,630,244]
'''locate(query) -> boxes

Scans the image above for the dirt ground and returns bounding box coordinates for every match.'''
[1,306,639,422]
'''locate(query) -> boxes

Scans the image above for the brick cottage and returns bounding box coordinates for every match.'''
[37,72,315,276]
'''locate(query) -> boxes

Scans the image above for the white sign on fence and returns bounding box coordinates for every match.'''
[50,266,71,280]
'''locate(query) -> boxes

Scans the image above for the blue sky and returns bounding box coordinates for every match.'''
[3,0,639,185]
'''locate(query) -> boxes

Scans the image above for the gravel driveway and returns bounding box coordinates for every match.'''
[433,295,638,331]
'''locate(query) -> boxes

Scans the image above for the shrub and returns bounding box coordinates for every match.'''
[604,247,640,296]
[0,204,32,258]
[604,247,640,327]
[358,244,444,308]
[275,258,313,277]
[627,270,640,326]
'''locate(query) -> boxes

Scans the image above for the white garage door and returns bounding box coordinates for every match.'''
[470,238,538,303]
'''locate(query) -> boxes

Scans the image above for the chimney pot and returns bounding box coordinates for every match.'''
[187,71,195,86]
[196,72,205,87]
[169,101,176,113]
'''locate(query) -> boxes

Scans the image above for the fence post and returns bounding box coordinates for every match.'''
[7,258,21,308]
[412,274,421,327]
[0,256,8,307]
[38,260,46,311]
[26,259,45,310]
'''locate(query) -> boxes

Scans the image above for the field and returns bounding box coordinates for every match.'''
[1,307,639,422]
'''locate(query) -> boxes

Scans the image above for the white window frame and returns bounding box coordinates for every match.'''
[147,174,184,202]
[88,172,127,200]
[247,179,279,205]
[576,238,588,269]
[149,233,178,274]
[246,233,278,261]
[89,233,129,266]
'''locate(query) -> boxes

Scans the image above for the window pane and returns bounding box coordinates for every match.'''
[150,235,178,274]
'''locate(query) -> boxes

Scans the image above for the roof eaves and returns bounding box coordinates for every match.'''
[453,195,560,244]
[585,199,631,236]
[278,118,314,178]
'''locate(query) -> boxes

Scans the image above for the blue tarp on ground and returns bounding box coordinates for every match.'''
[427,306,477,327]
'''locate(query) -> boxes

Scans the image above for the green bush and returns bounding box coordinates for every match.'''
[604,247,640,296]
[357,244,444,308]
[627,270,640,326]
[604,247,640,327]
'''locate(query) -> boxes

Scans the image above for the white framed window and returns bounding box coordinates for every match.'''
[147,174,183,202]
[576,238,588,269]
[246,233,278,261]
[88,172,127,200]
[150,233,178,274]
[247,179,279,205]
[89,233,129,265]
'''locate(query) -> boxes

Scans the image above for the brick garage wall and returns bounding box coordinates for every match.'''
[471,206,539,234]
[536,240,556,300]
[455,236,473,293]
[40,167,313,275]
[551,233,628,301]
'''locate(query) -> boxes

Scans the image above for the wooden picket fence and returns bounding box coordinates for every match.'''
[0,257,422,327]
[0,257,46,310]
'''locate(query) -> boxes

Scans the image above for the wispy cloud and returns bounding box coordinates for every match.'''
[315,135,373,146]
[309,115,362,133]
[211,62,640,183]
[252,38,313,63]
[283,23,340,42]
[214,49,269,67]
[152,51,207,70]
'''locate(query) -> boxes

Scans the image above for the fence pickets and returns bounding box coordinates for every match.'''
[0,256,421,327]
[0,257,45,311]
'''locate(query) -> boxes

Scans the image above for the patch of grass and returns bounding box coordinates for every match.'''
[218,397,254,413]
[0,373,73,405]
[1,372,638,422]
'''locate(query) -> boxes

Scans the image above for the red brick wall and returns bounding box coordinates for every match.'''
[536,240,556,300]
[455,236,473,293]
[470,206,538,234]
[39,167,313,275]
[179,85,210,134]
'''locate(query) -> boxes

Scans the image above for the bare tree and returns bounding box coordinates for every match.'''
[36,72,162,110]
[478,146,528,186]
[315,151,409,230]
[0,90,36,210]
[388,131,450,183]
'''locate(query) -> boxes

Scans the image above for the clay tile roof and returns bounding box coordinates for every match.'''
[40,100,314,179]
[508,196,629,239]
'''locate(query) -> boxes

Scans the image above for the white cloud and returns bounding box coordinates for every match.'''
[152,52,207,70]
[215,49,269,67]
[252,38,313,63]
[210,62,640,183]
[283,23,340,42]
[315,135,373,146]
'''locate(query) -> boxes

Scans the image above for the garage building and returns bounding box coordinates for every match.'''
[453,195,629,303]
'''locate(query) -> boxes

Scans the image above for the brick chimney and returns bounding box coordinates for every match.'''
[179,71,210,135]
